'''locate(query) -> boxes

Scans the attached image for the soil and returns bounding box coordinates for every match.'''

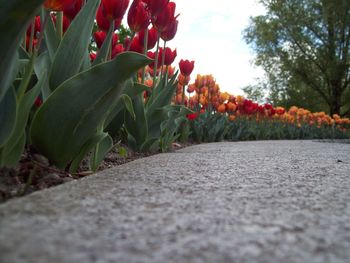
[0,142,196,204]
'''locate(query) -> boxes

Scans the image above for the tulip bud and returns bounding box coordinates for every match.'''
[96,6,122,31]
[138,27,158,50]
[94,31,119,49]
[101,0,130,21]
[127,0,151,32]
[159,47,177,66]
[63,0,83,20]
[143,0,169,16]
[179,59,195,77]
[112,44,125,58]
[152,1,176,33]
[44,0,76,11]
[129,35,144,53]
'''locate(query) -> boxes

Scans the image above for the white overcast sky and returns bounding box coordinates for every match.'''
[169,0,266,95]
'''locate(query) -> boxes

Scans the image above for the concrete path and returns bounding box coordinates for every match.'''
[1,140,350,263]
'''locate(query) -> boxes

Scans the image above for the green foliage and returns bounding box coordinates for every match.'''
[124,73,191,152]
[159,106,192,152]
[0,0,46,167]
[0,56,44,167]
[0,0,44,102]
[190,111,229,143]
[49,0,99,91]
[244,0,350,116]
[30,52,150,170]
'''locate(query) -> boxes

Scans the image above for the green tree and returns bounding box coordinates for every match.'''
[244,0,350,116]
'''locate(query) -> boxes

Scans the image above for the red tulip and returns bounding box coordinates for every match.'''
[25,36,38,51]
[63,0,83,20]
[138,27,158,50]
[186,112,198,120]
[179,59,195,77]
[96,6,122,31]
[26,16,41,37]
[129,35,144,53]
[152,1,176,33]
[44,0,76,11]
[147,51,160,69]
[100,0,130,21]
[160,17,178,41]
[94,31,119,49]
[34,96,43,108]
[90,52,97,62]
[159,47,177,66]
[143,0,169,16]
[112,44,125,58]
[127,0,150,32]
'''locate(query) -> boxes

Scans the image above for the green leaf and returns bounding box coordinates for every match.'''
[1,72,45,161]
[0,133,26,168]
[42,8,59,60]
[31,52,151,168]
[105,81,150,128]
[91,134,113,171]
[0,88,17,147]
[140,137,158,152]
[120,94,136,120]
[69,133,106,173]
[49,0,100,90]
[0,0,44,102]
[34,51,51,99]
[124,94,148,150]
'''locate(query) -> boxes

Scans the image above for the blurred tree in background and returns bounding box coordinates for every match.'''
[244,0,350,116]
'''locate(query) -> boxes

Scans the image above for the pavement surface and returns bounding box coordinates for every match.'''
[0,140,350,263]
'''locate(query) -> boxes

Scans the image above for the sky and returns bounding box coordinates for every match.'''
[170,0,266,95]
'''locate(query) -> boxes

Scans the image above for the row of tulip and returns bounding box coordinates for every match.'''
[176,74,350,142]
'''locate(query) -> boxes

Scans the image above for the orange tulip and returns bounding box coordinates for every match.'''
[44,0,76,11]
[217,104,226,113]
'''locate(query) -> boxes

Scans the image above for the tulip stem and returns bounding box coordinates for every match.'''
[141,29,148,84]
[160,41,166,80]
[56,11,63,41]
[152,32,160,91]
[108,22,115,60]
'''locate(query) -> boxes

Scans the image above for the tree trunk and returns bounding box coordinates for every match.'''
[329,81,342,116]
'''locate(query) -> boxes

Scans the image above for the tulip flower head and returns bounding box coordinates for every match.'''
[101,0,130,21]
[44,0,76,11]
[127,0,151,32]
[63,0,83,20]
[143,0,169,16]
[129,35,144,53]
[96,6,122,31]
[147,51,158,69]
[138,27,158,50]
[179,59,195,77]
[26,16,41,38]
[94,31,119,49]
[159,47,177,66]
[152,1,177,33]
[160,17,178,41]
[112,44,125,58]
